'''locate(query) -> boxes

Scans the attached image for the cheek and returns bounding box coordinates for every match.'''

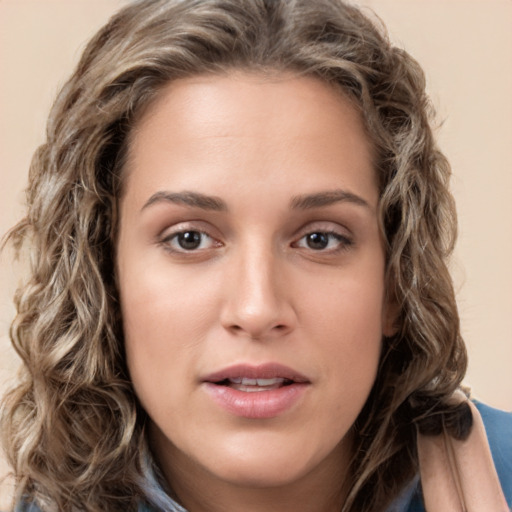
[318,296,383,437]
[301,262,386,339]
[301,265,385,385]
[120,251,218,342]
[119,255,229,411]
[119,268,200,404]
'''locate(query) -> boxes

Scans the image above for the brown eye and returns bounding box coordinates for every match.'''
[306,232,329,250]
[161,230,218,252]
[177,231,203,250]
[294,230,353,253]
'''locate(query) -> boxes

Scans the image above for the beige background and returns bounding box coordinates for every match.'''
[1,0,511,497]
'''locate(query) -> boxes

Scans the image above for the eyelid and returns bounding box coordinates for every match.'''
[293,231,353,251]
[162,230,213,249]
[293,220,352,239]
[158,219,218,239]
[157,221,223,253]
[291,221,354,252]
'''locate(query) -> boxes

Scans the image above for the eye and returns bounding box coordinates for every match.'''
[294,231,352,252]
[161,230,218,252]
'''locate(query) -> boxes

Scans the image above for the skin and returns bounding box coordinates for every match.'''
[117,72,396,512]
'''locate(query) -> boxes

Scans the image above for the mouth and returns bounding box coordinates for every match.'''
[213,376,295,392]
[201,364,310,418]
[202,363,310,390]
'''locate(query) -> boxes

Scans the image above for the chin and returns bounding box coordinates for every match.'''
[213,455,313,488]
[199,431,346,489]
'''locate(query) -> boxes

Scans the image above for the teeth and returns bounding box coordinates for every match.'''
[225,377,287,391]
[255,378,285,386]
[228,377,285,386]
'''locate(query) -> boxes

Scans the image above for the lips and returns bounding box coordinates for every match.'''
[201,364,310,418]
[203,363,309,383]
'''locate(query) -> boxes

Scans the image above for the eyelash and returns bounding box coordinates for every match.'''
[293,230,353,253]
[158,227,353,255]
[159,229,220,253]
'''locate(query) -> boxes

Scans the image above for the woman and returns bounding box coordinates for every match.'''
[1,1,510,511]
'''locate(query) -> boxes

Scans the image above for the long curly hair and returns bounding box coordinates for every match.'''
[1,0,469,510]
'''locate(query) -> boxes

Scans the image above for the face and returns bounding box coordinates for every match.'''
[117,72,395,499]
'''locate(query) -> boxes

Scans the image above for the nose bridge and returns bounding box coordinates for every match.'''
[221,236,293,338]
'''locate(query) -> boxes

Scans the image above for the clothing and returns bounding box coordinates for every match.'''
[386,401,512,511]
[16,402,512,512]
[480,401,512,504]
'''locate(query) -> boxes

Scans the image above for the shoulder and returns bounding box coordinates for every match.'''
[474,400,512,506]
[389,400,512,512]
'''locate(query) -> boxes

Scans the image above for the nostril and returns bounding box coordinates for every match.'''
[226,322,289,338]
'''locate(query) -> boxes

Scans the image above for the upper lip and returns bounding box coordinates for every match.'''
[202,363,310,384]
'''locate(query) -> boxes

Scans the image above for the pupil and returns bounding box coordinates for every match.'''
[178,231,201,250]
[307,232,328,250]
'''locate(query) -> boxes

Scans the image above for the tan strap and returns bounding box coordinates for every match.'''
[418,398,509,512]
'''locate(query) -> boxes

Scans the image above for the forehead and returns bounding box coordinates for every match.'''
[129,71,373,150]
[123,72,378,207]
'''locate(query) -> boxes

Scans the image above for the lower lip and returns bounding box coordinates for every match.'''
[203,382,309,419]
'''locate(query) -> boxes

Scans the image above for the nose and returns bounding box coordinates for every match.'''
[220,245,296,340]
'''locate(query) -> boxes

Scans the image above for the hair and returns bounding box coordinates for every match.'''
[1,0,470,511]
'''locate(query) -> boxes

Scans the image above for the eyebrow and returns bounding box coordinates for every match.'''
[290,189,371,210]
[142,191,228,211]
[141,188,371,213]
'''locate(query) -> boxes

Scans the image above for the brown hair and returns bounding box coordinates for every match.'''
[1,1,468,510]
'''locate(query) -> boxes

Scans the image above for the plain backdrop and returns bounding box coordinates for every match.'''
[1,0,511,495]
